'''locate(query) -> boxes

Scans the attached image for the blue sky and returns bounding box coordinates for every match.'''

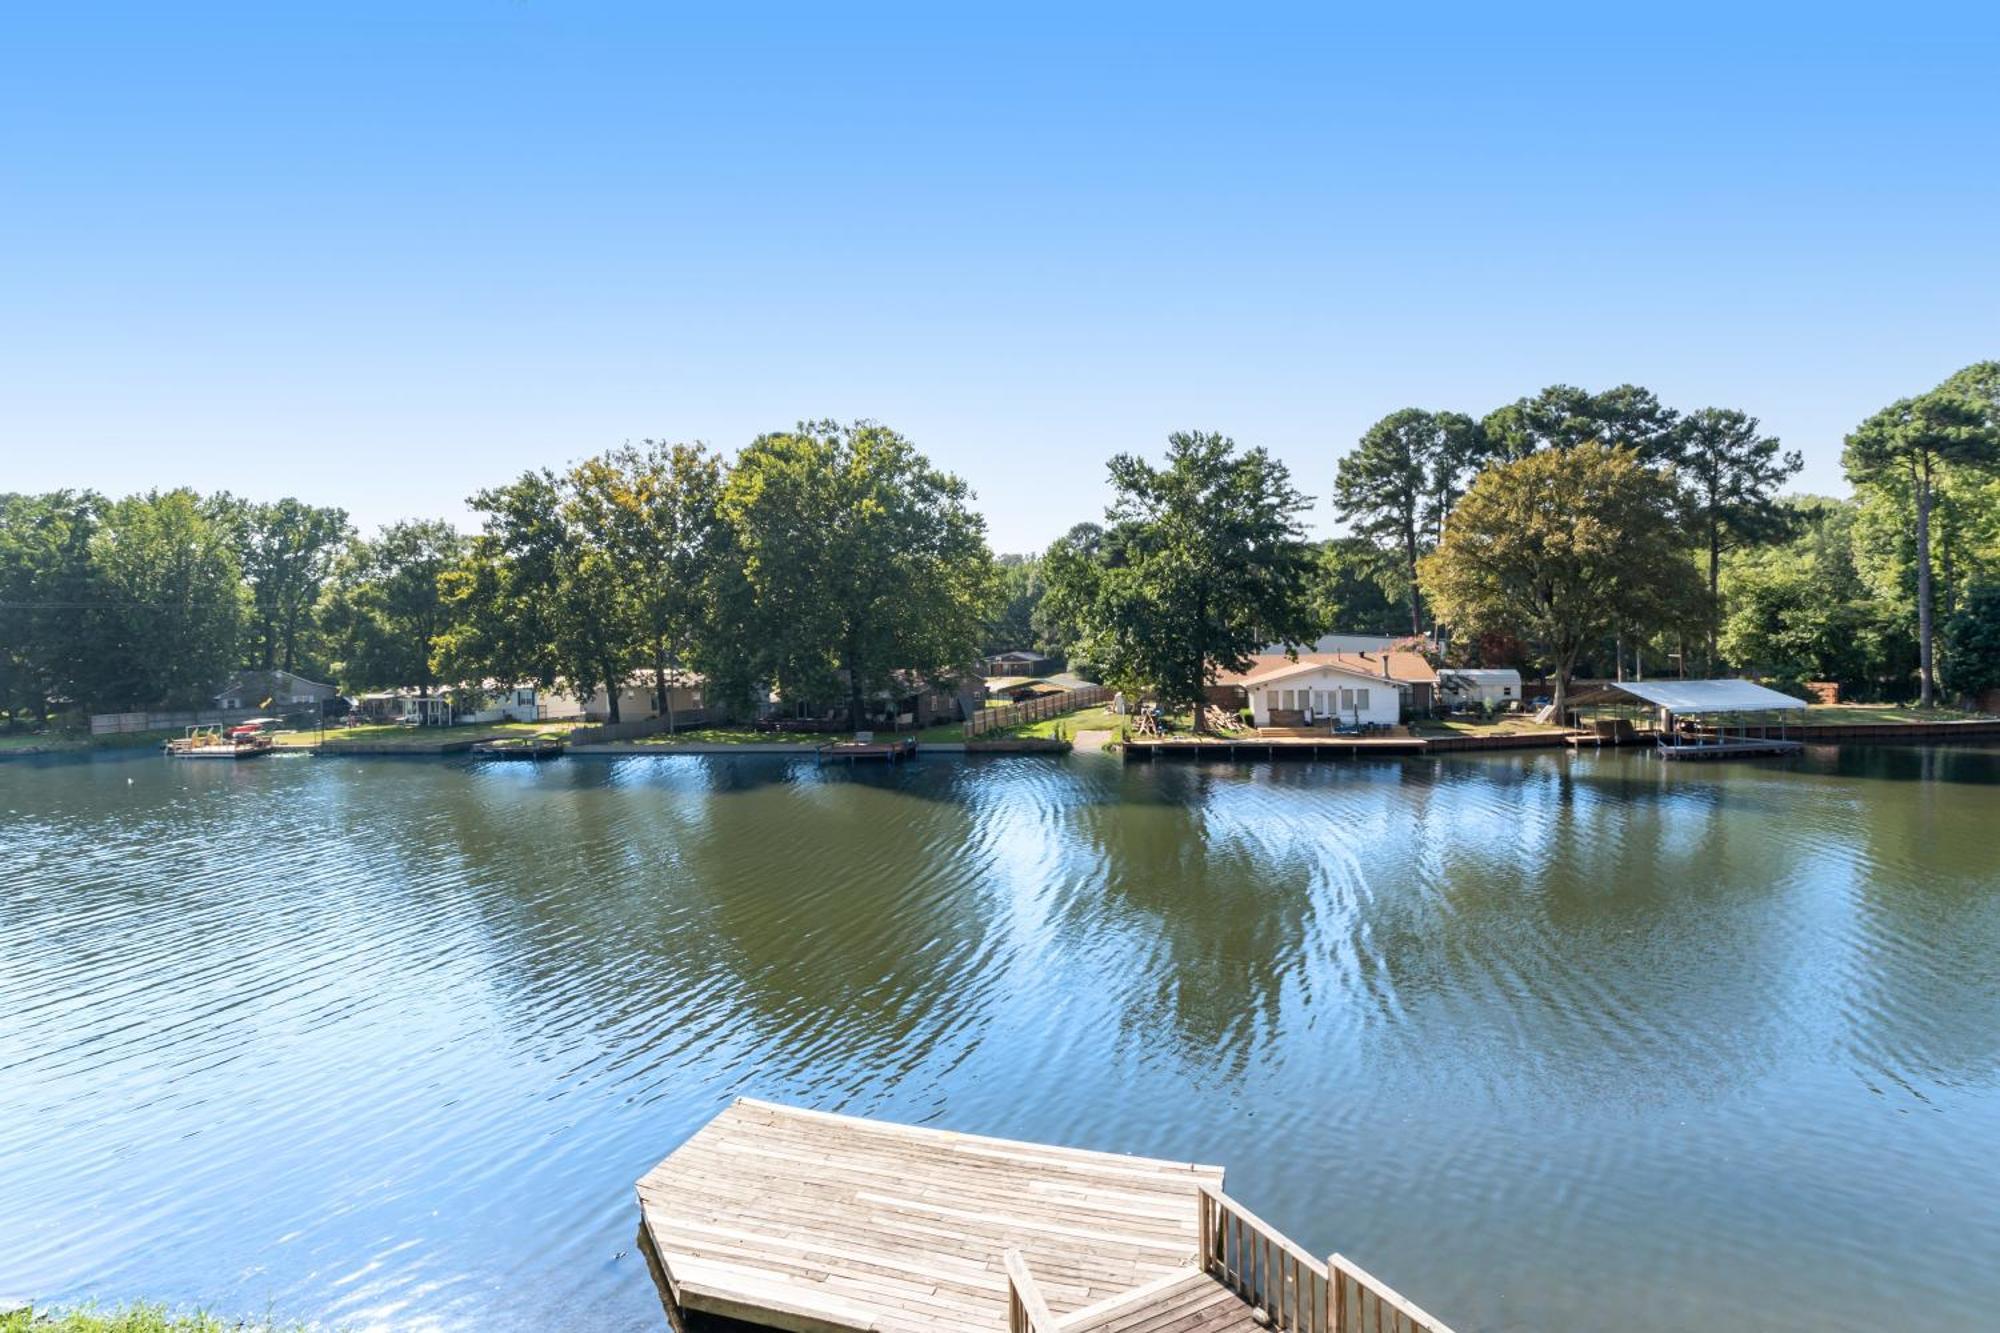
[4,2,1996,552]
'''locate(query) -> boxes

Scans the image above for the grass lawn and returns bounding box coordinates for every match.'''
[1,1305,301,1332]
[1801,704,1989,724]
[1410,716,1565,737]
[0,728,183,753]
[625,726,823,747]
[282,719,579,749]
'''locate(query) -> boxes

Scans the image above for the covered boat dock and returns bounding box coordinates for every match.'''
[1567,679,1808,760]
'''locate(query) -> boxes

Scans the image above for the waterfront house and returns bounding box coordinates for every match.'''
[580,672,706,723]
[1214,649,1437,725]
[212,669,337,712]
[1214,652,1433,727]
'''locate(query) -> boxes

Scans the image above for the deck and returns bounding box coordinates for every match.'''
[636,1099,1453,1333]
[816,737,919,764]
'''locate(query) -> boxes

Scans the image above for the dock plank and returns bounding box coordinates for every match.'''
[638,1100,1224,1333]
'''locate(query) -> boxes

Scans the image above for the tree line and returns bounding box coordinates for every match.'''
[0,421,993,726]
[1028,363,2000,725]
[4,366,1997,731]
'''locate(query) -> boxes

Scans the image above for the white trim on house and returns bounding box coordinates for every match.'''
[1244,663,1403,727]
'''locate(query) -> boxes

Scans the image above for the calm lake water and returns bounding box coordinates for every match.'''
[4,745,2000,1330]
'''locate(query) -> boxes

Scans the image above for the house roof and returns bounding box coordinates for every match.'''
[213,668,334,699]
[1215,651,1438,689]
[1440,668,1522,685]
[1570,679,1807,714]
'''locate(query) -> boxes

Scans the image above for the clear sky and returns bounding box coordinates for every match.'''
[5,2,1996,553]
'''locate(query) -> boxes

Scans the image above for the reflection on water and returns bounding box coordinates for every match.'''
[4,745,2000,1331]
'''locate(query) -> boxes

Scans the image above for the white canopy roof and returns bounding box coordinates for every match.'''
[1580,679,1806,713]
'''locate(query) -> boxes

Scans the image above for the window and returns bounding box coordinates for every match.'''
[517,689,534,705]
[1502,686,1513,697]
[1339,687,1354,711]
[1356,688,1371,711]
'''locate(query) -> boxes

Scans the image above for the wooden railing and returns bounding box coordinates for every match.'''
[1198,1185,1455,1333]
[965,685,1110,738]
[1005,1249,1059,1333]
[1200,1185,1331,1333]
[1327,1253,1454,1333]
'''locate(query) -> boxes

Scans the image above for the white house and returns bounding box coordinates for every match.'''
[1438,668,1523,708]
[1235,659,1404,727]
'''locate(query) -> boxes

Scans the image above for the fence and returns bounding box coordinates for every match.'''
[567,708,710,745]
[92,707,269,735]
[965,685,1110,738]
[1199,1185,1454,1333]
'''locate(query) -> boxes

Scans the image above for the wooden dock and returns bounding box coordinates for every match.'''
[636,1099,1453,1333]
[816,737,919,764]
[1656,736,1805,761]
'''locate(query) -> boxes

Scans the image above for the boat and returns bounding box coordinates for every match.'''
[163,719,278,759]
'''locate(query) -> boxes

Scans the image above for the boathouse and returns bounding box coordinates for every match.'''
[1567,679,1808,759]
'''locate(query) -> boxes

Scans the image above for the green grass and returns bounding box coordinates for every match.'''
[1,1303,304,1332]
[1801,703,1988,724]
[1410,716,1564,737]
[284,719,578,749]
[0,728,184,753]
[625,726,824,747]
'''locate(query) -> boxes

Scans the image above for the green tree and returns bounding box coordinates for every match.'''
[0,490,102,725]
[448,469,636,720]
[1333,408,1441,634]
[1718,497,1891,693]
[1941,584,2000,704]
[82,489,246,709]
[1305,537,1408,637]
[324,520,466,694]
[723,420,996,725]
[1418,443,1700,718]
[1031,523,1105,669]
[235,498,352,674]
[985,555,1045,656]
[571,442,729,724]
[1844,377,2000,706]
[1676,407,1803,668]
[1044,430,1317,730]
[1480,383,1681,464]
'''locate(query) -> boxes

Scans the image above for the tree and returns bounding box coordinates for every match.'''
[0,490,101,724]
[1676,407,1803,668]
[1844,377,2000,706]
[1333,408,1439,634]
[1718,498,1891,694]
[1479,383,1681,464]
[723,420,996,725]
[449,469,635,721]
[1043,430,1318,730]
[81,489,246,709]
[324,520,466,694]
[571,442,729,725]
[1942,584,2000,705]
[1305,537,1408,637]
[1032,523,1105,669]
[985,555,1045,656]
[235,498,351,673]
[1418,443,1701,718]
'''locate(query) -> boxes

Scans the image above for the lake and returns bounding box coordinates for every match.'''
[4,745,1999,1331]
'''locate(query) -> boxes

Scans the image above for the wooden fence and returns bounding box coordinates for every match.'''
[965,685,1110,738]
[92,706,273,735]
[567,708,710,745]
[1199,1185,1454,1333]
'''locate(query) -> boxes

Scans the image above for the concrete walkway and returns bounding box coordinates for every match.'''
[1072,729,1117,754]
